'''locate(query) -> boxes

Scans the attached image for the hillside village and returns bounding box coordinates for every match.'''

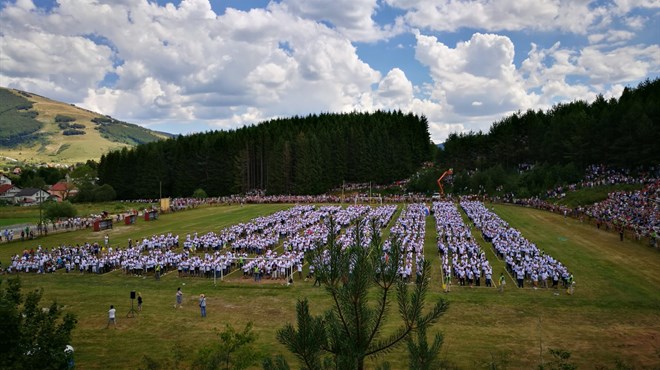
[0,172,76,205]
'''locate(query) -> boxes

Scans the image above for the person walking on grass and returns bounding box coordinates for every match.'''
[498,273,506,293]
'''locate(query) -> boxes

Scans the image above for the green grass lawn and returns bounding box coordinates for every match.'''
[1,203,659,369]
[0,206,40,227]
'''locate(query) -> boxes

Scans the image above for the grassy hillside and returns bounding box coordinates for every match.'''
[0,203,658,369]
[0,87,170,166]
[0,89,43,146]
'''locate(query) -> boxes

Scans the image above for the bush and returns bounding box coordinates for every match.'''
[91,117,113,125]
[192,188,208,199]
[58,123,86,130]
[15,103,34,110]
[55,114,76,123]
[44,200,77,220]
[62,129,85,136]
[20,111,39,119]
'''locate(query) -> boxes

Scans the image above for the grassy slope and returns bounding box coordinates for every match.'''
[0,88,168,165]
[0,203,658,369]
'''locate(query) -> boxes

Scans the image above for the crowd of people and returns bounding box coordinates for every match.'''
[3,195,595,297]
[387,203,428,282]
[461,200,572,290]
[504,165,659,242]
[544,165,654,199]
[583,180,659,242]
[3,204,404,284]
[433,201,493,289]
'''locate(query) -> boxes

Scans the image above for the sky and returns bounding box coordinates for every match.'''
[0,0,658,143]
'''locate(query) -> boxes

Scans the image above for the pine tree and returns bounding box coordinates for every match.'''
[274,217,448,370]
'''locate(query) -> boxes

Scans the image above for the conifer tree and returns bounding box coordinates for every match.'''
[274,217,448,370]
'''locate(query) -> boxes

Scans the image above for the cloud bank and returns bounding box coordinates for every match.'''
[0,0,658,142]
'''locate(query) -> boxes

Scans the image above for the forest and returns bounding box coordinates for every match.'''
[407,78,659,196]
[97,111,433,199]
[98,79,659,200]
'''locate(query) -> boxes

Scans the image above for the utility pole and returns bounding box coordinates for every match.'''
[38,190,43,236]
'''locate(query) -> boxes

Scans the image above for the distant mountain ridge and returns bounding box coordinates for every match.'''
[0,87,171,165]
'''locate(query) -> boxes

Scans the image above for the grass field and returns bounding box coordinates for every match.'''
[0,203,658,369]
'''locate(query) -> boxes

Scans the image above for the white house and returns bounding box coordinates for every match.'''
[13,188,50,205]
[0,184,20,203]
[0,174,11,185]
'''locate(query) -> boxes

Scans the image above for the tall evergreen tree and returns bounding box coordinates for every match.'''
[274,218,448,370]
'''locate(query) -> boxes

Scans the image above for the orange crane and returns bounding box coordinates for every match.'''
[437,168,453,196]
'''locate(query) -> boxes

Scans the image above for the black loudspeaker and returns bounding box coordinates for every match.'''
[130,291,136,299]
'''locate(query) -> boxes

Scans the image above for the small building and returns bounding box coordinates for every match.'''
[49,181,78,201]
[14,188,50,205]
[0,184,20,203]
[0,174,11,185]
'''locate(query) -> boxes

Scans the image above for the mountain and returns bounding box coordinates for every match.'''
[0,87,171,166]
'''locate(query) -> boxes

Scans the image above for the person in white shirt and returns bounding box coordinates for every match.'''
[106,305,116,328]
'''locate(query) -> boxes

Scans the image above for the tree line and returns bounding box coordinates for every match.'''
[408,78,659,197]
[97,111,433,199]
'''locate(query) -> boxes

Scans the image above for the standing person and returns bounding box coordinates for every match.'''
[485,269,492,287]
[175,287,183,309]
[199,294,206,318]
[516,267,524,288]
[498,273,506,293]
[106,305,116,328]
[137,293,143,312]
[567,274,575,295]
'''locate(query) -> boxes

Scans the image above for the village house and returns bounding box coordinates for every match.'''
[0,174,11,185]
[13,188,50,205]
[49,181,77,201]
[0,183,21,204]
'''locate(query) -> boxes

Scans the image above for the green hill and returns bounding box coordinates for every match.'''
[0,87,171,166]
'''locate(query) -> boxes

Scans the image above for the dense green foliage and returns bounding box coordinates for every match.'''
[44,201,78,220]
[98,111,433,199]
[0,277,77,370]
[0,88,43,146]
[73,183,116,203]
[421,78,660,196]
[438,78,659,171]
[14,166,67,189]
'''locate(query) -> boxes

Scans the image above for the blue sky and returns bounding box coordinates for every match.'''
[1,0,658,142]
